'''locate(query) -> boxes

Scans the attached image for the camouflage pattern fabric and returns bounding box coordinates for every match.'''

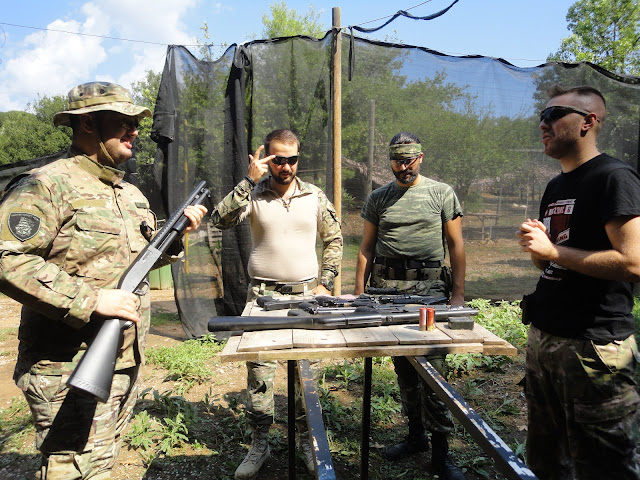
[53,81,151,127]
[370,266,447,294]
[370,274,454,434]
[19,366,138,480]
[389,143,422,160]
[245,286,318,432]
[0,153,164,376]
[526,326,640,480]
[212,176,342,287]
[360,175,462,261]
[0,152,176,478]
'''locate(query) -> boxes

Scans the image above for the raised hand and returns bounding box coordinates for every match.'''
[248,145,274,183]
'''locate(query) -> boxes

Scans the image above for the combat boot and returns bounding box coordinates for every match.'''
[431,432,466,480]
[384,419,430,461]
[299,436,315,473]
[235,425,271,480]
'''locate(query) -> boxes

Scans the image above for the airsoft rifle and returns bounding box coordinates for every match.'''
[67,181,209,402]
[256,293,448,311]
[208,304,479,333]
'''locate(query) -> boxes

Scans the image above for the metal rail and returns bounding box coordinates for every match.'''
[293,360,337,479]
[408,356,538,480]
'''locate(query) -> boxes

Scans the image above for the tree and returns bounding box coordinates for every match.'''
[0,94,71,165]
[130,70,162,165]
[260,1,327,39]
[28,94,68,124]
[548,0,640,75]
[0,111,69,164]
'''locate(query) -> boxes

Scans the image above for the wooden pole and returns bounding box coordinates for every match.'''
[332,7,342,295]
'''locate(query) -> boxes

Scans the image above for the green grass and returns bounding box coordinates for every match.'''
[0,396,36,458]
[151,312,179,326]
[0,327,18,342]
[146,334,223,386]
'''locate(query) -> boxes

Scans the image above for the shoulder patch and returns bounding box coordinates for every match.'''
[8,212,41,241]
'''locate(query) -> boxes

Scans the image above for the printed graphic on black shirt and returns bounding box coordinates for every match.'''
[541,199,574,281]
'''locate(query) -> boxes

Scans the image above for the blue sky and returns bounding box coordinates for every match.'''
[0,0,575,112]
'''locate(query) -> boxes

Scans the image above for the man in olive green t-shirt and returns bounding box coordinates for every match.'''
[354,131,466,480]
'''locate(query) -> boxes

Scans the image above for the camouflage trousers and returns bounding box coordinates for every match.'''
[245,282,318,434]
[17,365,139,480]
[526,325,640,480]
[370,273,454,434]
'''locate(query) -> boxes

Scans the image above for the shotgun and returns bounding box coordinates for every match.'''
[67,180,209,402]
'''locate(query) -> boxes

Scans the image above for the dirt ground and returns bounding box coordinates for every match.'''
[0,282,529,480]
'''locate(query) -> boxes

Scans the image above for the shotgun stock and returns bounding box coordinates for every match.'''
[67,181,209,402]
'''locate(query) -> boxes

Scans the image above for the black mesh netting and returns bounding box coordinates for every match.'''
[147,34,639,338]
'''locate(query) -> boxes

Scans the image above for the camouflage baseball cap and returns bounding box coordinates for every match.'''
[53,81,152,127]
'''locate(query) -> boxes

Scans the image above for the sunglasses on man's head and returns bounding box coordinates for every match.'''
[539,105,594,124]
[271,155,299,166]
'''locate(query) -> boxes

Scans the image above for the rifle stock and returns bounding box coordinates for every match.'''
[67,181,209,402]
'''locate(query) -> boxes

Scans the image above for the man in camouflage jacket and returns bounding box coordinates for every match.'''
[212,128,342,479]
[0,82,206,480]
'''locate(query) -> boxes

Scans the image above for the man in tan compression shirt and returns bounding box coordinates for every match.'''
[212,128,342,479]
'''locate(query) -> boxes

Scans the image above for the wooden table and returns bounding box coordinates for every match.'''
[218,301,535,480]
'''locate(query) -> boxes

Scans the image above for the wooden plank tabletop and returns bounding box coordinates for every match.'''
[217,300,518,362]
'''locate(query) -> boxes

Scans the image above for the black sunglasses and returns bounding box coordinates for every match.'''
[271,155,299,166]
[539,105,594,124]
[390,156,419,167]
[119,118,140,132]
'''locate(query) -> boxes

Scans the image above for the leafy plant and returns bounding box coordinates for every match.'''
[146,334,222,385]
[446,299,529,378]
[321,359,364,389]
[158,412,190,455]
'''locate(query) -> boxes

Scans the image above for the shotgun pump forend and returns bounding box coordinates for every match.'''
[67,180,209,402]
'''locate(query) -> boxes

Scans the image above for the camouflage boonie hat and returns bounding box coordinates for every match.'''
[53,81,152,127]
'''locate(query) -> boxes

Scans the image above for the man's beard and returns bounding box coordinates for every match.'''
[393,169,418,185]
[269,166,296,185]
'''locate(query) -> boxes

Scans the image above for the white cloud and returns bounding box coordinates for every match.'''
[0,16,108,110]
[91,0,201,89]
[0,0,202,111]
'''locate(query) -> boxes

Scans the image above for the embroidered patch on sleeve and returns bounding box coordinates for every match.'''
[8,212,41,241]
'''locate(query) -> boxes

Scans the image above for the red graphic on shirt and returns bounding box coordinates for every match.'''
[541,198,574,281]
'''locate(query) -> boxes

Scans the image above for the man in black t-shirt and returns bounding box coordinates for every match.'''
[517,85,640,480]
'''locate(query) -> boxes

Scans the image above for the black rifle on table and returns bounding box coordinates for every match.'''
[208,304,478,333]
[67,180,209,402]
[256,293,448,311]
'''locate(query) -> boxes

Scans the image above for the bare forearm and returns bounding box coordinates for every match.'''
[449,246,466,305]
[550,245,640,282]
[354,250,373,295]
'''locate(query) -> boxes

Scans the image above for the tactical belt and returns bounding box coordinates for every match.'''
[373,256,442,281]
[255,278,318,294]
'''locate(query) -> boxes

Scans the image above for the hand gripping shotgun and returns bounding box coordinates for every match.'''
[67,181,209,402]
